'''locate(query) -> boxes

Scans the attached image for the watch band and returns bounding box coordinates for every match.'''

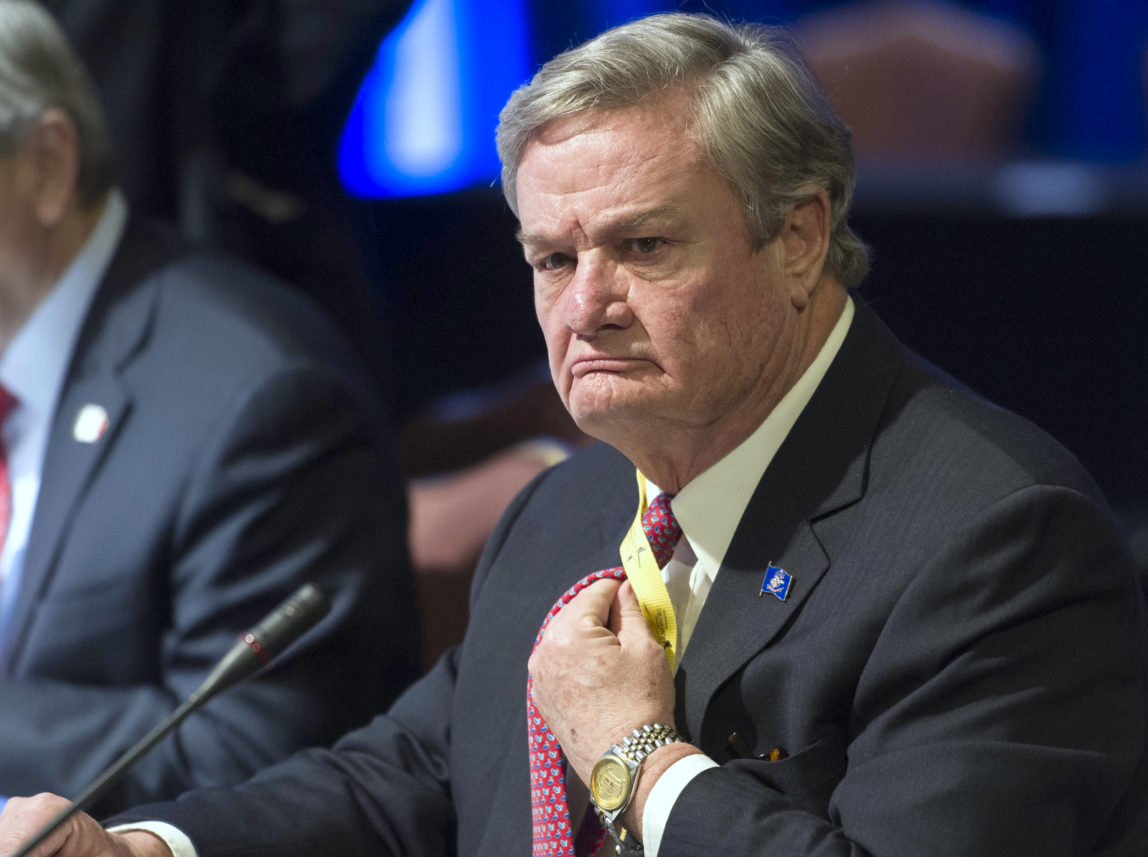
[615,722,681,768]
[590,723,683,854]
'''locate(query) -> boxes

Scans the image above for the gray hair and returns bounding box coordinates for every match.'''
[497,12,869,287]
[0,0,114,207]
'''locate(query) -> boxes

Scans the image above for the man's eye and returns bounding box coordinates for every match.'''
[631,237,663,253]
[542,253,571,270]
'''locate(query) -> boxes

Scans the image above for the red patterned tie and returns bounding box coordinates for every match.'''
[528,493,681,857]
[0,386,18,554]
[0,385,18,621]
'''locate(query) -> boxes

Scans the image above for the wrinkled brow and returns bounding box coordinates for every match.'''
[516,204,683,249]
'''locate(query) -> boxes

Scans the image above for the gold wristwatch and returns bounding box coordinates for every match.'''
[589,723,683,854]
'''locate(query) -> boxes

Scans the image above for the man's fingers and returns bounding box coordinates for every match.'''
[0,794,70,857]
[569,578,622,629]
[529,578,622,677]
[608,580,644,634]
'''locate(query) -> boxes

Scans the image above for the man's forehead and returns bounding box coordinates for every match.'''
[516,203,687,248]
[520,94,700,176]
[515,118,715,246]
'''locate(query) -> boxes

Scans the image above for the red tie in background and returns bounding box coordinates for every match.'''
[0,385,18,620]
[0,386,18,555]
[528,492,681,857]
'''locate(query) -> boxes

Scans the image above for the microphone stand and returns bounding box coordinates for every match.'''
[10,583,330,857]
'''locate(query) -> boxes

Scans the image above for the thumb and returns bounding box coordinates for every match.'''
[610,580,649,635]
[569,577,622,631]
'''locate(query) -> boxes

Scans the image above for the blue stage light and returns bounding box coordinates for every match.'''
[339,0,532,198]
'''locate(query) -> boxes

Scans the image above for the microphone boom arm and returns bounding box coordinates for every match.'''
[10,583,330,857]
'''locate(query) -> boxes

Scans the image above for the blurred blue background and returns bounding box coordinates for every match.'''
[339,0,1148,199]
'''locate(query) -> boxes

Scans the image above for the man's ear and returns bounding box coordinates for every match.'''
[781,189,831,310]
[25,108,80,227]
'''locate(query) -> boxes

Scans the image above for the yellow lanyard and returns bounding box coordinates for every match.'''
[619,471,679,670]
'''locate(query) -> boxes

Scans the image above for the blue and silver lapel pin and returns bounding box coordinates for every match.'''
[759,563,792,601]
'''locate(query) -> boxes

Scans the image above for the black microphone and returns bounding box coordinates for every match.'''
[10,583,330,857]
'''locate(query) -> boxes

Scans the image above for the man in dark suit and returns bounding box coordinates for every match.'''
[3,10,1146,857]
[0,0,418,815]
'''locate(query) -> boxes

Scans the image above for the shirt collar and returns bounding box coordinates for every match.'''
[653,297,855,580]
[0,190,127,426]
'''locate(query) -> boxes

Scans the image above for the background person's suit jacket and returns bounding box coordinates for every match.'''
[0,218,419,814]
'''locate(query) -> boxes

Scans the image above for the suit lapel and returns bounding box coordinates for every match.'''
[1,223,163,671]
[675,300,905,744]
[4,376,133,665]
[676,470,829,740]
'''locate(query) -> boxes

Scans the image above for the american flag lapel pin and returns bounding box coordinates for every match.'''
[759,562,793,601]
[73,403,110,444]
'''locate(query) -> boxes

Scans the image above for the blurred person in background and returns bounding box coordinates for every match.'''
[0,0,418,815]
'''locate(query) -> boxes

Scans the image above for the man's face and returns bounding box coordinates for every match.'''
[516,97,808,455]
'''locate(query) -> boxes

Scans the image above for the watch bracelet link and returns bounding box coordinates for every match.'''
[616,722,680,764]
[593,722,683,855]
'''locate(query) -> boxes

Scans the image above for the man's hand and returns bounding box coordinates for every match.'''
[528,578,683,783]
[0,795,168,857]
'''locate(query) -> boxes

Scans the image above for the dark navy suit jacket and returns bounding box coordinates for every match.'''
[0,219,418,814]
[117,300,1148,856]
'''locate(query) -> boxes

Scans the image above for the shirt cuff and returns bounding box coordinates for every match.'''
[640,753,719,856]
[108,821,198,857]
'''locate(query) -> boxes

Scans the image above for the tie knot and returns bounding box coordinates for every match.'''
[641,492,681,569]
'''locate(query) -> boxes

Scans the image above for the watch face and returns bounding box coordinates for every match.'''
[590,755,632,812]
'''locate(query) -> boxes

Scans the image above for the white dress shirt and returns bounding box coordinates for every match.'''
[115,298,856,857]
[0,191,126,646]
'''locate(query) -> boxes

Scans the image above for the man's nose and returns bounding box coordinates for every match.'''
[563,255,631,335]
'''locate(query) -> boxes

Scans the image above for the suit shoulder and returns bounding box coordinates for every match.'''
[154,253,348,360]
[91,224,373,397]
[879,350,1108,508]
[477,442,632,560]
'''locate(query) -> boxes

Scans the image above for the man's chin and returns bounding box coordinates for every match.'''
[568,397,656,442]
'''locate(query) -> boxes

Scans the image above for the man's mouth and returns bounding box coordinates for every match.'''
[570,356,644,377]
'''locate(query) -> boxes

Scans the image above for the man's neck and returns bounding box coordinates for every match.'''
[0,195,107,356]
